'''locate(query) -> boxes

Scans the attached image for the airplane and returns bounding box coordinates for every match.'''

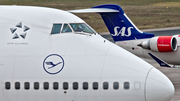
[69,4,180,67]
[0,5,174,101]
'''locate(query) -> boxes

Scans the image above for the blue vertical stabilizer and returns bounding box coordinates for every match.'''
[92,4,154,42]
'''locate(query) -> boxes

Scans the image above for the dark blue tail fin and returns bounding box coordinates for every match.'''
[92,4,154,42]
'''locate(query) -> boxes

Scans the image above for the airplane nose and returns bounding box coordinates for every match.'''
[145,68,174,101]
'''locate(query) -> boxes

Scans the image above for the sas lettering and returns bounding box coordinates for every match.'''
[112,27,133,36]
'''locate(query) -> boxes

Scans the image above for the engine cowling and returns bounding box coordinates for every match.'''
[139,36,177,52]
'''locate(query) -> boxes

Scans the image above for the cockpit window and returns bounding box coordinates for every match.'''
[70,23,95,34]
[62,24,72,33]
[51,24,62,34]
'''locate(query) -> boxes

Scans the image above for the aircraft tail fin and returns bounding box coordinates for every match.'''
[92,4,154,42]
[69,4,154,42]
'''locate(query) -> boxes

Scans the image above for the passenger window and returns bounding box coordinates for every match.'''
[15,82,20,90]
[93,82,98,90]
[24,82,30,90]
[63,82,68,90]
[51,24,62,34]
[113,82,119,90]
[44,82,49,90]
[134,82,141,90]
[73,82,78,90]
[34,82,39,90]
[83,82,88,90]
[53,82,59,90]
[103,82,108,90]
[62,24,72,33]
[5,82,11,90]
[124,82,130,90]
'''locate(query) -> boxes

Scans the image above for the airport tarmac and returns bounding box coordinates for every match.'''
[100,27,180,101]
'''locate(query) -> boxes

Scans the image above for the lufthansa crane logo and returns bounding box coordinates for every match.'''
[10,22,30,39]
[43,54,65,75]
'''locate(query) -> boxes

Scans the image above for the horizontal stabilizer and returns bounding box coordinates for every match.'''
[148,53,171,68]
[68,8,119,13]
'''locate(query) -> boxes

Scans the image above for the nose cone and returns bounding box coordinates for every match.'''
[146,68,174,101]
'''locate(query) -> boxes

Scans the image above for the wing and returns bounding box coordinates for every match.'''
[148,53,171,68]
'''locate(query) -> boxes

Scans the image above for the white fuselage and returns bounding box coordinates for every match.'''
[0,5,174,101]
